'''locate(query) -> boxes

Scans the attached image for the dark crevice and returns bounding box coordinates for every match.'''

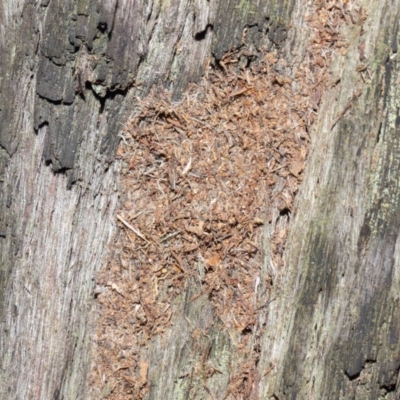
[279,207,291,217]
[98,21,107,33]
[264,16,271,35]
[242,55,256,69]
[376,121,383,143]
[344,369,360,381]
[146,8,152,23]
[98,95,106,114]
[36,93,63,106]
[45,161,70,176]
[380,360,400,393]
[91,84,128,106]
[34,120,49,133]
[246,23,259,30]
[44,161,76,189]
[213,58,228,72]
[345,359,377,382]
[381,382,396,393]
[108,86,130,98]
[194,24,213,41]
[85,79,130,116]
[0,142,12,158]
[241,325,253,335]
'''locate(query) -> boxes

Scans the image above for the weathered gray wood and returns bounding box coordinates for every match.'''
[259,1,400,399]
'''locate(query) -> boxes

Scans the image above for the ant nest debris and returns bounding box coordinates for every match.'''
[89,1,356,396]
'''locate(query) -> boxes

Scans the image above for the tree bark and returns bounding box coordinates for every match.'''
[0,0,399,399]
[261,2,400,399]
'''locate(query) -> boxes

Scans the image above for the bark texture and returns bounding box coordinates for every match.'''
[260,1,400,399]
[1,0,399,399]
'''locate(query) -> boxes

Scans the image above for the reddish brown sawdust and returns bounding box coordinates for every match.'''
[89,2,364,398]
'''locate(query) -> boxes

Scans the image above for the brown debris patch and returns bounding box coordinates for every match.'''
[89,1,362,398]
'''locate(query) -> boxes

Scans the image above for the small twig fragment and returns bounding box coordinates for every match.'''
[117,214,149,243]
[159,230,181,243]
